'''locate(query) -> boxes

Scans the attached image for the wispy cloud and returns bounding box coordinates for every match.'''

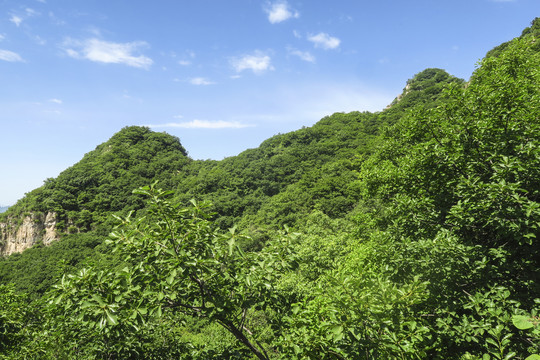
[288,48,315,63]
[49,98,62,104]
[264,1,299,24]
[148,120,254,129]
[189,77,215,85]
[63,38,153,69]
[9,8,40,27]
[25,8,39,17]
[10,15,23,27]
[231,51,274,74]
[0,49,24,62]
[308,32,341,50]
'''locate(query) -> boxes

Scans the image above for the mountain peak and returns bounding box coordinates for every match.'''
[385,68,464,114]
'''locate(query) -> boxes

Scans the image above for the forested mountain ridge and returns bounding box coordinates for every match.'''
[0,127,190,254]
[1,19,539,359]
[172,68,465,232]
[0,68,461,251]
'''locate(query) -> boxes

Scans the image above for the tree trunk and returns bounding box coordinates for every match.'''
[217,318,269,360]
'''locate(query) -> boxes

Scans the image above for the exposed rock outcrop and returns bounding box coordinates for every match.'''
[0,212,59,255]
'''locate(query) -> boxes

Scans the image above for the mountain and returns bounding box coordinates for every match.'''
[0,126,189,255]
[1,20,539,360]
[0,67,463,256]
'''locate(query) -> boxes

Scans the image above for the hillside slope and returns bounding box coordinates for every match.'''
[0,126,189,254]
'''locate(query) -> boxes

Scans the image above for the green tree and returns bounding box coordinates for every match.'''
[0,284,36,358]
[47,184,298,359]
[353,35,540,358]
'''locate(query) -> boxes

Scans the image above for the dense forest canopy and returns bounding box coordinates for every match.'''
[1,18,539,360]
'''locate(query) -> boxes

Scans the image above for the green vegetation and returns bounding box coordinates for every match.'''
[1,19,539,359]
[1,126,189,234]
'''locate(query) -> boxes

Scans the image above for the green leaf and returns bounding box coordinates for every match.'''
[228,237,235,256]
[331,325,343,335]
[137,307,147,315]
[105,311,118,326]
[512,315,534,330]
[486,337,498,347]
[525,355,540,360]
[166,268,177,285]
[80,301,93,309]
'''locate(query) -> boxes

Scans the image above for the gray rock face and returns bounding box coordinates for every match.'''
[0,212,58,255]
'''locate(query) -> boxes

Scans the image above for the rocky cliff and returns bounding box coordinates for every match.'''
[0,212,58,255]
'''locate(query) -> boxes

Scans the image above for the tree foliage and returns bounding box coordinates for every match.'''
[44,183,298,359]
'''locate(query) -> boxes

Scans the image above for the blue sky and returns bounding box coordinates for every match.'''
[0,0,538,206]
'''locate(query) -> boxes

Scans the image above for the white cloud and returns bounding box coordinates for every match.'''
[231,52,274,74]
[190,77,215,85]
[63,38,153,69]
[293,30,302,39]
[178,60,191,66]
[308,32,341,50]
[288,48,315,63]
[264,1,299,24]
[0,49,24,62]
[49,98,62,104]
[25,8,39,17]
[10,15,23,27]
[148,120,254,129]
[9,8,39,27]
[0,34,5,42]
